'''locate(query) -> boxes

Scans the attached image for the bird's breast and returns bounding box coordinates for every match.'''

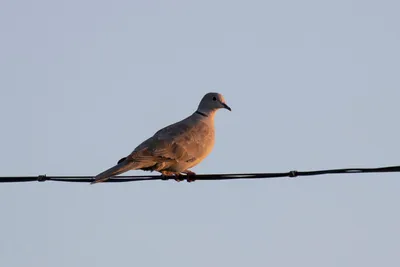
[186,122,215,167]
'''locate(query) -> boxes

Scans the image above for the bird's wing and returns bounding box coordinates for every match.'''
[129,115,213,164]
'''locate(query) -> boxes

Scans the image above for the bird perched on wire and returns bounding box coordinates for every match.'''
[91,92,231,184]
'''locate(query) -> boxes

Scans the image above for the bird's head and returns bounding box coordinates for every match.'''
[197,92,231,115]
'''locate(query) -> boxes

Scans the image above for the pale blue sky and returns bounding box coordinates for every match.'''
[1,0,400,266]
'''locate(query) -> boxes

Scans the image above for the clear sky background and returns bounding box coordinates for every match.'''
[1,0,400,266]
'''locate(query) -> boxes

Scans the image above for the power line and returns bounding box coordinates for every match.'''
[1,165,399,183]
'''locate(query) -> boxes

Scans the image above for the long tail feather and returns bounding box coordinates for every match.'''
[91,160,136,184]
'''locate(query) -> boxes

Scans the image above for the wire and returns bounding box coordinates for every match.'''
[1,165,399,183]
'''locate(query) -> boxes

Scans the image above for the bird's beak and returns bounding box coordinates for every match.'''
[222,102,231,111]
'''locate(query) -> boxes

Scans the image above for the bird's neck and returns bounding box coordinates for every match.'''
[195,108,216,120]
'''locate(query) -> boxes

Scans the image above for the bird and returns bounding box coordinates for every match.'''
[91,92,231,184]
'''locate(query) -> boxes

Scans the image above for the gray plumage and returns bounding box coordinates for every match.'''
[91,92,231,184]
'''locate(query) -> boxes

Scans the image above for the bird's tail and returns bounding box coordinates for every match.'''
[91,160,137,184]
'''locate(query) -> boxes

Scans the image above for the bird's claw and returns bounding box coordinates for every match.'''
[183,170,196,182]
[160,171,196,182]
[175,173,189,182]
[160,171,176,180]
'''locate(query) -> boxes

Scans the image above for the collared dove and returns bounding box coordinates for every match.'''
[91,92,231,184]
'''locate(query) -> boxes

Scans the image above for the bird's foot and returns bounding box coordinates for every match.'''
[173,173,185,182]
[160,171,177,181]
[161,171,196,182]
[182,170,196,182]
[161,171,185,182]
[183,170,196,175]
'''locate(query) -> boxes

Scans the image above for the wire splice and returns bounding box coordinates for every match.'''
[38,174,47,182]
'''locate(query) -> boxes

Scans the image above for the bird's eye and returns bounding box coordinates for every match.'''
[212,97,217,101]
